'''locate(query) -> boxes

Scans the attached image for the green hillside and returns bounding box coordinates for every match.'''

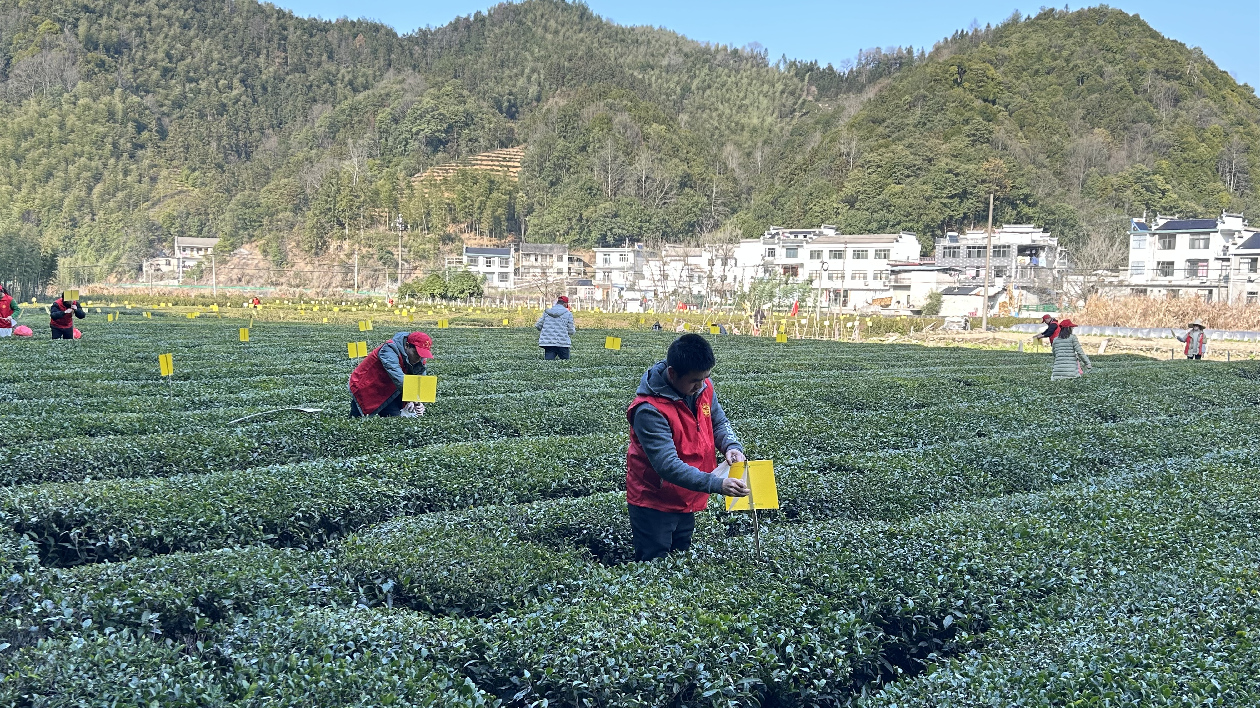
[0,0,1255,289]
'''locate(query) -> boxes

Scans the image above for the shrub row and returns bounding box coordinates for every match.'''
[6,454,1256,706]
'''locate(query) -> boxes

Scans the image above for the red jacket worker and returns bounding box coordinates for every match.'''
[349,331,432,417]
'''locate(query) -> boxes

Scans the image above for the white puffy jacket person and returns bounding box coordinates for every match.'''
[1173,322,1208,360]
[535,296,576,360]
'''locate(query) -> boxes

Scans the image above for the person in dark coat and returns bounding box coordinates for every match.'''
[49,292,85,340]
[625,334,749,561]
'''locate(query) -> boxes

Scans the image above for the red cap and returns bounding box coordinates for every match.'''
[1057,318,1075,328]
[406,331,433,358]
[1042,314,1054,322]
[557,296,569,304]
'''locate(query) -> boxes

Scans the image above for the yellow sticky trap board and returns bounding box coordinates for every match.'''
[358,320,367,331]
[726,461,779,511]
[401,374,438,403]
[639,317,645,324]
[347,342,358,359]
[107,313,114,322]
[239,328,250,342]
[710,325,720,335]
[437,319,449,329]
[158,353,174,377]
[210,304,219,312]
[323,317,329,323]
[63,290,79,301]
[357,341,368,357]
[776,333,788,343]
[605,336,622,351]
[502,318,509,326]
[144,311,151,318]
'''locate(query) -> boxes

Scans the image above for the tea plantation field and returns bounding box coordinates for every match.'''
[2,318,1259,706]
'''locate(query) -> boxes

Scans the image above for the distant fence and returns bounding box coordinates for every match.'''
[1008,323,1260,342]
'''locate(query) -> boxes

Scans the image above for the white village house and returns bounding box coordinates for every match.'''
[463,246,515,290]
[1125,213,1257,302]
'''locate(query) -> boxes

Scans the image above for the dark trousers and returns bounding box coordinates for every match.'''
[350,396,404,418]
[628,504,696,561]
[543,346,570,360]
[51,327,74,340]
[1187,354,1202,360]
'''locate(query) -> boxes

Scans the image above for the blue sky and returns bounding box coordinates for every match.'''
[274,0,1259,89]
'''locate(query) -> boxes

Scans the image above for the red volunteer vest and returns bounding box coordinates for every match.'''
[0,294,12,328]
[50,298,74,329]
[349,345,407,415]
[626,380,716,513]
[1184,332,1206,356]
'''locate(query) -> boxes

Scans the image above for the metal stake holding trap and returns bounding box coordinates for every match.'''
[227,407,323,425]
[742,460,762,560]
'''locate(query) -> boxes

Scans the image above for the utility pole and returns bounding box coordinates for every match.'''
[354,251,359,293]
[981,193,994,332]
[397,214,404,291]
[211,253,217,297]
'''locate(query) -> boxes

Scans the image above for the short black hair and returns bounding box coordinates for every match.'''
[667,333,715,375]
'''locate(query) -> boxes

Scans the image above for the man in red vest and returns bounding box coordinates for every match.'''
[49,292,85,340]
[1032,314,1059,344]
[0,285,19,337]
[626,333,749,561]
[349,331,433,417]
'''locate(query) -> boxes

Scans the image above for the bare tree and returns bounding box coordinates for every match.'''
[1218,135,1251,196]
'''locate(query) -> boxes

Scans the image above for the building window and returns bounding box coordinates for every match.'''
[850,271,867,281]
[1244,258,1259,273]
[1131,234,1147,250]
[499,258,510,268]
[765,247,776,258]
[1156,261,1175,277]
[1189,235,1210,249]
[1157,234,1176,250]
[1131,288,1147,296]
[965,246,987,259]
[852,249,869,260]
[1186,259,1208,277]
[1167,289,1180,298]
[873,270,889,281]
[1130,262,1145,276]
[942,246,960,259]
[600,271,611,281]
[781,265,799,277]
[992,246,1011,259]
[829,249,844,259]
[1248,292,1259,305]
[874,249,890,260]
[827,272,842,281]
[497,272,509,282]
[601,253,611,265]
[618,253,629,263]
[809,250,822,260]
[992,266,1008,278]
[785,247,799,258]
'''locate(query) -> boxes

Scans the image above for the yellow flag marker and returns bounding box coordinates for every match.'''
[401,374,438,403]
[210,304,219,312]
[144,311,151,319]
[347,342,357,359]
[158,353,174,377]
[365,320,373,331]
[239,328,250,342]
[726,461,779,511]
[640,317,645,324]
[323,317,329,323]
[437,319,449,329]
[107,313,114,322]
[502,318,510,326]
[709,325,720,335]
[357,341,368,357]
[333,307,340,313]
[605,336,622,351]
[776,333,788,343]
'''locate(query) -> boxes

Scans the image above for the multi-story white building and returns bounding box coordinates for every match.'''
[1126,213,1256,302]
[142,236,221,279]
[753,226,921,309]
[463,246,515,290]
[933,225,1061,290]
[591,243,651,297]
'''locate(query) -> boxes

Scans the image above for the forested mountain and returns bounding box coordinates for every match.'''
[0,0,1255,286]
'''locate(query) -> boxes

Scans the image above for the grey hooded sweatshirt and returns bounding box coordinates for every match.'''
[535,304,576,347]
[631,360,744,494]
